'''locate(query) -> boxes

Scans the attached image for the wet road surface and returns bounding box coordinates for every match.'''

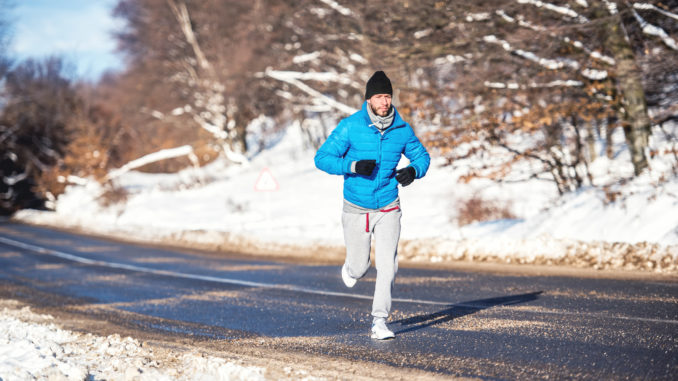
[0,221,677,379]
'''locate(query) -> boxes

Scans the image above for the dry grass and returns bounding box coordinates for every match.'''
[457,195,515,226]
[97,184,129,207]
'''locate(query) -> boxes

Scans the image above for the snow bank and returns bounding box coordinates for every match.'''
[12,123,678,273]
[0,301,268,381]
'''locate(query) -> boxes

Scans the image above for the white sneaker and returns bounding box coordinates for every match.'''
[371,318,395,340]
[341,263,357,288]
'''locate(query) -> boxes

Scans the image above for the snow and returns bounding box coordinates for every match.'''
[12,121,678,273]
[0,301,278,381]
[484,80,583,89]
[414,28,433,39]
[292,52,321,64]
[484,33,616,82]
[265,70,357,115]
[602,0,618,15]
[581,68,608,80]
[496,8,615,67]
[634,3,678,22]
[485,81,520,89]
[107,145,197,180]
[537,80,583,87]
[632,8,678,50]
[318,0,353,17]
[2,172,28,186]
[433,55,466,65]
[483,35,581,71]
[263,70,353,85]
[465,12,491,22]
[516,0,589,23]
[349,53,368,64]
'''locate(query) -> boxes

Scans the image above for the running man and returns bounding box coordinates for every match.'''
[314,70,430,339]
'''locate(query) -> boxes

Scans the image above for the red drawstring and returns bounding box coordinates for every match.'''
[380,206,400,213]
[365,206,399,233]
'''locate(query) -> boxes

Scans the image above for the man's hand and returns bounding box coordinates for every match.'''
[396,167,416,186]
[355,160,377,176]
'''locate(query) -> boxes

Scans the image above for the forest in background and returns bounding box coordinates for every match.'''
[1,0,677,215]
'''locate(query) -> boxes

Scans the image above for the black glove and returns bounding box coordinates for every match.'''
[355,160,377,176]
[396,166,416,186]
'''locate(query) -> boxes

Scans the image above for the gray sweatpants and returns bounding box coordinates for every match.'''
[342,207,402,319]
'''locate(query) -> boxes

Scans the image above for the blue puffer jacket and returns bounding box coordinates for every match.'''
[315,102,430,209]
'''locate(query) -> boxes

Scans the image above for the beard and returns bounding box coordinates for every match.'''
[370,102,391,117]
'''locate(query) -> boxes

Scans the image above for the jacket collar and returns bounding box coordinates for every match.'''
[360,101,406,131]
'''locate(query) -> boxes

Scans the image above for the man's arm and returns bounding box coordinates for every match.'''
[403,130,430,179]
[314,121,353,175]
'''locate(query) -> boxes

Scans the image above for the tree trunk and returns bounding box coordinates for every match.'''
[587,121,598,163]
[601,9,651,175]
[605,117,615,159]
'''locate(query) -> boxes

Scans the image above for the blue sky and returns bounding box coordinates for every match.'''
[7,0,125,81]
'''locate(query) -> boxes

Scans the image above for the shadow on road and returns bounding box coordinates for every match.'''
[393,291,543,334]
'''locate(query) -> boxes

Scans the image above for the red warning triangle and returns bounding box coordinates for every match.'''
[254,167,279,191]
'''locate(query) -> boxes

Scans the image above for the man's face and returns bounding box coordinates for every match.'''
[368,94,392,117]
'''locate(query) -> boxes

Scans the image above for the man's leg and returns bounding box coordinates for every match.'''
[342,212,372,281]
[371,209,402,319]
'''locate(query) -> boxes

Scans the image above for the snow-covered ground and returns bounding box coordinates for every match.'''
[0,300,328,381]
[14,123,678,273]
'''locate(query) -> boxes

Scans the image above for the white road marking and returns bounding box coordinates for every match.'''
[1,236,677,325]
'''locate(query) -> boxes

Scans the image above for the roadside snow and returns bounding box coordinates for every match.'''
[0,301,269,381]
[13,123,678,273]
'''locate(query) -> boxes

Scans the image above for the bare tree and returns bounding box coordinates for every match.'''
[413,0,677,188]
[0,58,81,213]
[112,0,297,164]
[103,0,676,191]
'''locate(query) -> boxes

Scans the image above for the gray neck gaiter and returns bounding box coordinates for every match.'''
[367,103,395,132]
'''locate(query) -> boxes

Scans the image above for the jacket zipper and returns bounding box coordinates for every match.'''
[371,120,401,209]
[376,131,384,207]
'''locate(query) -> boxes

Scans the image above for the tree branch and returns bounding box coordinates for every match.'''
[166,0,212,70]
[265,69,357,115]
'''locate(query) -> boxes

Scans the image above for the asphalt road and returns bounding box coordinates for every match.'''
[0,220,676,379]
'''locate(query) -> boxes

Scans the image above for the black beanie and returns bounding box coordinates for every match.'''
[365,71,392,99]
